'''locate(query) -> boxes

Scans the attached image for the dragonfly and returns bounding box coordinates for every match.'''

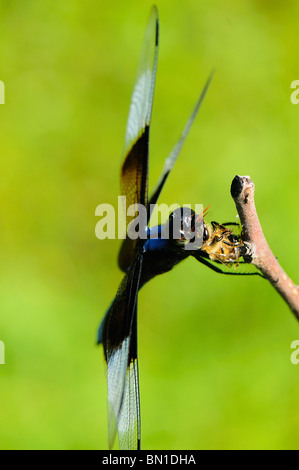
[98,5,260,450]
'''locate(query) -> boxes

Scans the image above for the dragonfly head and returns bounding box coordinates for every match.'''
[163,207,204,249]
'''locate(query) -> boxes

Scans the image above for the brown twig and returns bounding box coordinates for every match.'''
[231,175,299,321]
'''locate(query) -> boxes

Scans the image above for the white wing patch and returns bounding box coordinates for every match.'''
[118,359,140,450]
[122,6,158,158]
[107,338,129,449]
[124,70,152,152]
[107,340,140,450]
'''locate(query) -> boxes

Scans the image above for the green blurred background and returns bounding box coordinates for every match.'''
[0,0,298,450]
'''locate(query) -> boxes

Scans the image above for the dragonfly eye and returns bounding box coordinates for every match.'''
[203,224,209,241]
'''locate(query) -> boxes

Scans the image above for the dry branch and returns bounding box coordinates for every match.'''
[231,175,299,321]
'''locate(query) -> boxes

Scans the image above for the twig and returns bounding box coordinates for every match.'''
[231,175,299,321]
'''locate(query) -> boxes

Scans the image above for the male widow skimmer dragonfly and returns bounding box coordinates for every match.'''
[98,5,260,450]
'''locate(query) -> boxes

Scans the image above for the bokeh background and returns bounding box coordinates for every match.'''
[0,0,298,450]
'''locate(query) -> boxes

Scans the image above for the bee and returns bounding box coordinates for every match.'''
[201,221,243,265]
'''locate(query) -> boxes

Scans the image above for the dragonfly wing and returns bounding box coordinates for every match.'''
[100,256,142,449]
[118,6,159,272]
[122,5,159,163]
[117,308,140,450]
[148,71,214,214]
